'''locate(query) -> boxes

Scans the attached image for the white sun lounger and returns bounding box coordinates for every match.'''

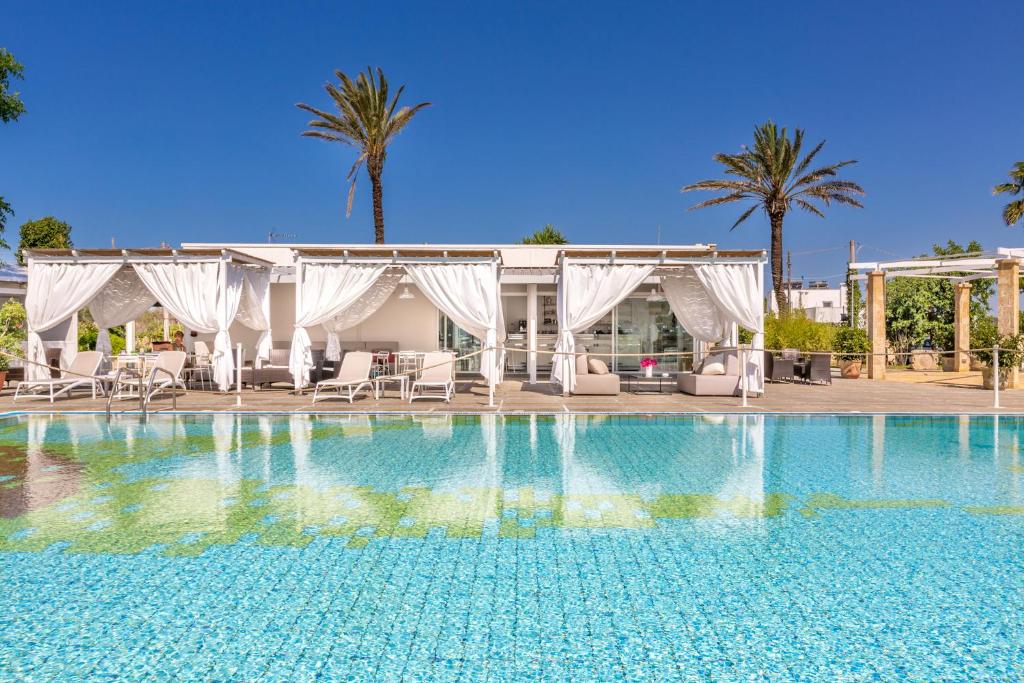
[14,351,105,402]
[312,351,375,403]
[115,351,188,401]
[409,352,456,402]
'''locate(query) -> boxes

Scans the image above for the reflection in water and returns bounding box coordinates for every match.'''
[0,414,1021,556]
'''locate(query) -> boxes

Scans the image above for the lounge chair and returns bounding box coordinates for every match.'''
[312,351,375,403]
[764,350,795,383]
[801,352,833,385]
[572,346,620,395]
[115,351,188,400]
[409,352,456,402]
[677,350,741,396]
[14,351,105,402]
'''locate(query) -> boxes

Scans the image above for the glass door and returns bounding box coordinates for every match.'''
[439,314,481,374]
[613,299,693,372]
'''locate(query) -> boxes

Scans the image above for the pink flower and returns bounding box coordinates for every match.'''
[640,357,658,368]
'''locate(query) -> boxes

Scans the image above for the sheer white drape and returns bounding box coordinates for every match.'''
[694,263,764,393]
[550,263,654,393]
[25,261,121,381]
[236,269,272,366]
[321,271,402,361]
[289,263,386,387]
[133,262,244,390]
[660,269,727,344]
[87,267,157,356]
[404,263,505,385]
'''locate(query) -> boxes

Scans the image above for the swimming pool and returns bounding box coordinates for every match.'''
[0,413,1022,679]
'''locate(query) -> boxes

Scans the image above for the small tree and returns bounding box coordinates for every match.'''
[17,216,73,265]
[519,225,568,245]
[0,297,27,371]
[0,48,26,244]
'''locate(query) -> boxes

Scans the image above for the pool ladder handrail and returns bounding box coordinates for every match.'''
[105,366,176,421]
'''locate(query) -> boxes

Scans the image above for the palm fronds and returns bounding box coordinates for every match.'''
[297,67,431,240]
[994,162,1024,227]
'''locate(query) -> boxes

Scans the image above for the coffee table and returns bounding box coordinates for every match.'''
[623,372,677,393]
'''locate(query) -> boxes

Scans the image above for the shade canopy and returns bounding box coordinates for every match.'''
[22,248,273,390]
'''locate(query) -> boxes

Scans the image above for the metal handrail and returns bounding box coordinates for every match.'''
[105,367,146,422]
[142,366,178,417]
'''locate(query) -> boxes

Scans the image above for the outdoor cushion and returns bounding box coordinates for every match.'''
[701,354,726,375]
[575,348,589,375]
[588,358,609,375]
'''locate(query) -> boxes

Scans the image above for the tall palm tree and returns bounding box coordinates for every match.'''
[993,161,1024,227]
[682,121,865,312]
[297,67,430,243]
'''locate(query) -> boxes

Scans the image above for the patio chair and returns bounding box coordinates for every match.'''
[764,350,795,383]
[311,351,375,403]
[116,351,188,400]
[800,352,833,385]
[409,352,456,402]
[185,340,214,390]
[14,351,105,402]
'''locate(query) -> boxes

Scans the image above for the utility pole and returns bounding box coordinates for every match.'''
[847,240,857,327]
[786,250,792,308]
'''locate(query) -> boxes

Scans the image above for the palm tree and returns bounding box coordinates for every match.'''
[297,67,430,243]
[682,121,865,312]
[519,224,568,244]
[994,161,1024,227]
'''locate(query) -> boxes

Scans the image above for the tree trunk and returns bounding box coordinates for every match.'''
[770,211,787,313]
[369,162,385,244]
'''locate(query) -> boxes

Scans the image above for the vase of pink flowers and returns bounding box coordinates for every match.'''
[640,357,657,378]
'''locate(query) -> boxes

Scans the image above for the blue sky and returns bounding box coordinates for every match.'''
[2,1,1022,282]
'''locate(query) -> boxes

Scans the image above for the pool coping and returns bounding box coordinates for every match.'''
[1,409,1021,418]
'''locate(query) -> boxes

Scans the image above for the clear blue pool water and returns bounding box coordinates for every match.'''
[0,413,1022,680]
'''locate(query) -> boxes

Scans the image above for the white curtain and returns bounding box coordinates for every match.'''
[660,269,728,344]
[87,267,157,356]
[321,271,402,361]
[25,261,121,381]
[551,263,654,393]
[236,269,272,366]
[694,263,765,393]
[404,263,505,385]
[133,262,244,390]
[289,262,386,387]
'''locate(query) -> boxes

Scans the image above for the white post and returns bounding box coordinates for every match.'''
[741,346,748,408]
[162,308,170,341]
[293,257,303,395]
[527,283,537,384]
[994,344,1000,409]
[236,343,242,407]
[489,259,498,408]
[125,320,136,353]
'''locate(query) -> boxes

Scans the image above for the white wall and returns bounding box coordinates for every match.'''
[262,282,439,351]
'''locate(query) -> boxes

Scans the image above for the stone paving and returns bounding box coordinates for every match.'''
[2,372,1021,414]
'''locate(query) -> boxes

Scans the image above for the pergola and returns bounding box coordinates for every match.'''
[22,248,274,389]
[551,247,767,396]
[288,246,504,401]
[851,248,1022,385]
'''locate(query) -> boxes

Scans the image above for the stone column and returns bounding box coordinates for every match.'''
[953,282,972,372]
[866,271,886,379]
[997,258,1020,388]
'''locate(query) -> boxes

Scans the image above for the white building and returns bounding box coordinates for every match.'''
[768,280,848,323]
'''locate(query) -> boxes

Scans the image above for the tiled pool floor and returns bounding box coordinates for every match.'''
[1,413,1023,680]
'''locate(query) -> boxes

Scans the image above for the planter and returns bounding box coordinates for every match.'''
[839,360,862,379]
[0,370,6,388]
[644,366,653,378]
[942,356,956,372]
[982,367,1011,390]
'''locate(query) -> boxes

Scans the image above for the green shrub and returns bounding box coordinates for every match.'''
[764,312,836,352]
[0,298,27,371]
[833,327,870,361]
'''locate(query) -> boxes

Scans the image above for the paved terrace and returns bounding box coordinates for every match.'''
[2,370,1022,414]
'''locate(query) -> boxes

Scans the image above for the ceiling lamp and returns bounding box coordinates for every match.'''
[398,285,415,300]
[645,286,664,302]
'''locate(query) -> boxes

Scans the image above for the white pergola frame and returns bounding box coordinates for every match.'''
[554,248,768,397]
[291,247,504,404]
[22,247,274,386]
